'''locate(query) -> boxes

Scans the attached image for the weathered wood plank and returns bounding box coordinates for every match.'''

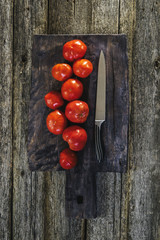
[119,0,135,239]
[42,1,83,239]
[86,173,122,240]
[72,0,93,34]
[12,0,48,239]
[48,0,124,236]
[48,0,75,34]
[126,0,160,239]
[0,1,13,240]
[30,2,49,239]
[85,113,128,237]
[43,171,83,240]
[28,34,128,219]
[91,0,120,34]
[10,0,160,239]
[82,0,123,239]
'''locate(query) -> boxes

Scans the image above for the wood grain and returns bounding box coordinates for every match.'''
[12,0,48,239]
[127,0,160,239]
[119,0,135,239]
[0,1,13,239]
[43,1,88,239]
[41,0,126,235]
[28,34,128,218]
[0,0,159,238]
[85,0,124,238]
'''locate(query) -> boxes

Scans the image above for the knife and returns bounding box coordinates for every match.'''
[95,50,106,162]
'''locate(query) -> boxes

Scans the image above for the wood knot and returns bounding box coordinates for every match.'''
[21,53,27,63]
[154,57,160,70]
[21,170,25,177]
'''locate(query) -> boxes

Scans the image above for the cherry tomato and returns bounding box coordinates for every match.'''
[63,125,87,151]
[44,91,64,110]
[73,59,93,78]
[51,63,72,81]
[65,100,89,123]
[63,39,87,62]
[59,148,78,169]
[46,110,67,135]
[61,78,83,101]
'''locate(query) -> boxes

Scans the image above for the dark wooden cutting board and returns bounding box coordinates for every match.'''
[28,34,129,218]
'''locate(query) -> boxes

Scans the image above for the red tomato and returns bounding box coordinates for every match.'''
[59,148,78,169]
[63,125,87,151]
[63,39,87,62]
[65,100,89,123]
[51,63,72,81]
[46,110,67,135]
[44,91,64,110]
[61,78,83,101]
[73,59,93,78]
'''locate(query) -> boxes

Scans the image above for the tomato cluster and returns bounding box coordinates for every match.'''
[44,39,93,170]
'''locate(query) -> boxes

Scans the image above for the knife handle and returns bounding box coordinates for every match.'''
[95,121,104,163]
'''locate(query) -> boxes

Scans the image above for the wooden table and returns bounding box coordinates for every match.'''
[0,0,159,239]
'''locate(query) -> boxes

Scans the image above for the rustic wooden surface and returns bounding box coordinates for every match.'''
[0,0,159,239]
[28,34,129,218]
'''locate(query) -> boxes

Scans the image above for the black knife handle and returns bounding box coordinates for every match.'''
[95,121,104,162]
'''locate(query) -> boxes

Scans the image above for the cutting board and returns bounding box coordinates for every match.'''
[28,34,129,218]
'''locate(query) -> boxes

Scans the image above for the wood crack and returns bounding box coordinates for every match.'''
[119,173,122,240]
[118,0,121,34]
[74,0,76,18]
[11,1,15,239]
[81,219,87,240]
[47,0,50,33]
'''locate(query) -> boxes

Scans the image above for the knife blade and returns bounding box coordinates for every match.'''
[95,50,106,162]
